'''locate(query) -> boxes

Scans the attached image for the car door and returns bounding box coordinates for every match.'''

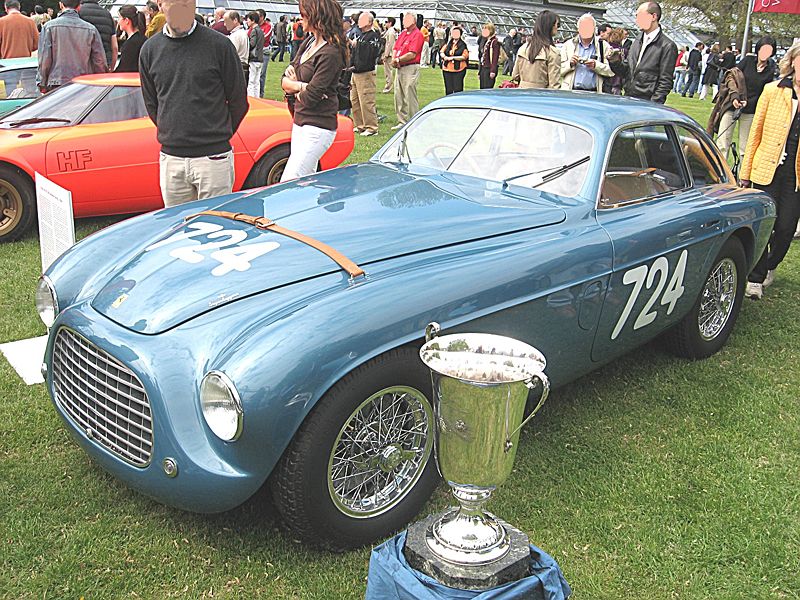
[45,85,162,218]
[591,123,725,361]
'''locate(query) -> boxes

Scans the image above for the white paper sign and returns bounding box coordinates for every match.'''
[0,335,48,385]
[36,172,75,273]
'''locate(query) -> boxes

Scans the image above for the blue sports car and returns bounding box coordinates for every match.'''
[38,90,775,550]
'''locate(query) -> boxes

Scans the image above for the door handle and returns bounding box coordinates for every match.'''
[701,219,721,229]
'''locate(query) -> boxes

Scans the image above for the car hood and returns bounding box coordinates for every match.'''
[91,163,566,334]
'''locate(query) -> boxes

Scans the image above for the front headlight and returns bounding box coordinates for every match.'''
[200,371,243,441]
[35,275,59,328]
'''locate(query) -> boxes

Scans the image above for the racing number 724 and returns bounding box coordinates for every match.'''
[611,249,688,340]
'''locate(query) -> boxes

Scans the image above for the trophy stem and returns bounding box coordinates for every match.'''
[425,483,511,566]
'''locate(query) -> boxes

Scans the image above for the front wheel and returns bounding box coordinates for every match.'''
[0,165,35,243]
[270,348,439,550]
[664,236,746,359]
[243,145,291,189]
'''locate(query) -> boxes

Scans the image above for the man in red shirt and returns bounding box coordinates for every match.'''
[391,12,423,129]
[257,10,271,96]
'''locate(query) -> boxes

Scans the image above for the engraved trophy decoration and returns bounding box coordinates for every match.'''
[403,322,550,590]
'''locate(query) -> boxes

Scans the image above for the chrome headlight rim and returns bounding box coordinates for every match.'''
[200,370,243,442]
[35,275,59,328]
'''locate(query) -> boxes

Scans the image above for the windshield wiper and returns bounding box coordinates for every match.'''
[502,155,591,189]
[395,128,412,164]
[4,117,71,128]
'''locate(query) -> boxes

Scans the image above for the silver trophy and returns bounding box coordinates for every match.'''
[403,322,550,589]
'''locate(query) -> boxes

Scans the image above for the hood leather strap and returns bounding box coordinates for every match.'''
[185,210,366,279]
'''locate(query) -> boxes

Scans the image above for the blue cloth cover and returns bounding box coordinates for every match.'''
[364,531,572,600]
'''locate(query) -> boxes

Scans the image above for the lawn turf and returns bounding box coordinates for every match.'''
[1,66,798,599]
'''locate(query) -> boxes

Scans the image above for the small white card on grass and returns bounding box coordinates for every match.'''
[0,335,48,385]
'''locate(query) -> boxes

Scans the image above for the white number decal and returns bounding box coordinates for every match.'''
[210,242,281,276]
[633,256,669,330]
[169,228,248,264]
[611,249,688,340]
[145,221,223,251]
[145,220,280,276]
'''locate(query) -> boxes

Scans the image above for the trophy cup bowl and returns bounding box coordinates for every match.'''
[415,322,550,574]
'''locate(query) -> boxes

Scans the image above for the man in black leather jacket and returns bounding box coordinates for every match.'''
[618,1,677,104]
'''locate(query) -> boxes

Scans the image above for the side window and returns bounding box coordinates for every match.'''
[81,86,148,125]
[600,125,689,207]
[675,125,726,186]
[0,68,40,100]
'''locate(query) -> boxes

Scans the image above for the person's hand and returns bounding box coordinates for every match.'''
[490,72,496,79]
[570,54,579,67]
[732,99,747,109]
[391,58,399,68]
[584,59,596,70]
[283,65,297,81]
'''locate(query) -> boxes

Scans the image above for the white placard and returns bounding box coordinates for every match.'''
[36,172,75,273]
[0,335,47,385]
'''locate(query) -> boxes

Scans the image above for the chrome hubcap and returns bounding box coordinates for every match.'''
[266,158,288,185]
[0,179,22,235]
[698,257,737,341]
[327,386,432,518]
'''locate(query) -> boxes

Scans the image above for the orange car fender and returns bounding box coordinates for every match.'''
[252,131,292,165]
[0,152,38,186]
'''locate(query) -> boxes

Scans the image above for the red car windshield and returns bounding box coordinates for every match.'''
[0,83,107,129]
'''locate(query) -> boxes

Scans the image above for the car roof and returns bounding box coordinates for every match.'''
[425,89,698,139]
[0,57,37,70]
[72,73,141,87]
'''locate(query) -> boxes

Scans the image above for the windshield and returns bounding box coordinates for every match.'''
[0,83,107,129]
[379,108,594,197]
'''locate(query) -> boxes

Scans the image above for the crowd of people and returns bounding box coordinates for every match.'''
[0,0,796,299]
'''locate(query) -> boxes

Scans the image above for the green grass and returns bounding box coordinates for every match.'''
[1,67,798,599]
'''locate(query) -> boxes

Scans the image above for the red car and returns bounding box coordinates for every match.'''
[0,73,354,242]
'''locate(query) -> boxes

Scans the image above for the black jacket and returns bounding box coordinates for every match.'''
[79,0,115,67]
[687,48,702,72]
[350,28,380,73]
[248,24,265,62]
[621,28,678,104]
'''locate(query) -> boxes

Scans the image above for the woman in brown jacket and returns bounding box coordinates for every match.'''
[511,10,560,89]
[280,0,347,181]
[740,42,800,299]
[479,22,500,89]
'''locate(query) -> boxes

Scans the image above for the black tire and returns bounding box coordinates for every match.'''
[270,347,439,551]
[0,165,35,243]
[664,236,746,359]
[243,145,291,189]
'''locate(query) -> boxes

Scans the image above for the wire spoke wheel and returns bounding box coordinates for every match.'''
[0,178,22,236]
[327,385,433,518]
[697,257,737,341]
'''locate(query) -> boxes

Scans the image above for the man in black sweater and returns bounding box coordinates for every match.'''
[681,42,704,97]
[79,0,116,68]
[139,0,248,207]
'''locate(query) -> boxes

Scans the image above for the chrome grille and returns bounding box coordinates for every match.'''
[52,328,153,467]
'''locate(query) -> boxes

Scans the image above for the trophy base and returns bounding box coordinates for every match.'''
[403,512,531,591]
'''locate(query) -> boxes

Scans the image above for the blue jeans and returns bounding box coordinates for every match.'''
[673,69,686,92]
[682,70,701,96]
[260,55,269,96]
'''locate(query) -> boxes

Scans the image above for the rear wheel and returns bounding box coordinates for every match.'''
[664,236,746,359]
[271,348,439,550]
[0,166,35,243]
[243,145,291,189]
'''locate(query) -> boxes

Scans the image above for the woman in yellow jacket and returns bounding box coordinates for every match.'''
[740,42,800,299]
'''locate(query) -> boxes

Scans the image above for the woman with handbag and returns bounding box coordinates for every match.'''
[740,42,800,299]
[280,0,348,181]
[511,10,560,89]
[440,26,469,95]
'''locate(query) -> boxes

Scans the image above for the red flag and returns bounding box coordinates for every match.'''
[753,0,800,13]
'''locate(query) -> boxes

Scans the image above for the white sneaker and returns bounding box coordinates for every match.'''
[391,123,404,130]
[763,270,775,288]
[353,126,362,133]
[745,282,763,300]
[360,130,377,137]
